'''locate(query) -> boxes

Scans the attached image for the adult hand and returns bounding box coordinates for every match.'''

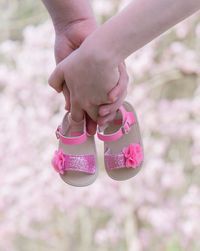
[54,18,99,134]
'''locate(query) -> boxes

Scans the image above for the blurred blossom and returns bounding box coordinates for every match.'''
[0,1,200,251]
[95,224,121,245]
[175,21,190,38]
[195,23,200,37]
[92,0,114,17]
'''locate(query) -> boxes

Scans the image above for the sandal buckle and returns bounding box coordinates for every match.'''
[121,122,130,134]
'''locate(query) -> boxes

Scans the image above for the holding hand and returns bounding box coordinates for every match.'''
[49,42,128,123]
[42,0,128,134]
[53,18,98,135]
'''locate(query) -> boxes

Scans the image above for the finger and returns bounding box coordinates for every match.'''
[54,44,73,64]
[84,104,99,123]
[108,62,129,103]
[99,88,127,117]
[97,111,117,127]
[48,63,64,93]
[71,101,84,122]
[86,114,97,136]
[63,84,71,111]
[98,83,127,126]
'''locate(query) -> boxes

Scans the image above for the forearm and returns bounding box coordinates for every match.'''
[85,0,200,66]
[42,0,95,32]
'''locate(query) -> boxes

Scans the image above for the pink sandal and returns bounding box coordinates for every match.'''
[52,112,98,187]
[97,101,144,181]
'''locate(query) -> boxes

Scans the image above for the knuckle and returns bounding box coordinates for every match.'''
[48,76,54,87]
[48,82,60,93]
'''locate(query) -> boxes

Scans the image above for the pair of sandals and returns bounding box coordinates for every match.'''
[52,102,144,187]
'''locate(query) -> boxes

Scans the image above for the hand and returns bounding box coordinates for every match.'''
[53,20,128,132]
[54,18,97,110]
[49,44,120,122]
[98,62,128,126]
[54,18,99,134]
[43,0,128,133]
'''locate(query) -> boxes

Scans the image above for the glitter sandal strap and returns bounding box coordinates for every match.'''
[52,150,96,174]
[105,144,143,170]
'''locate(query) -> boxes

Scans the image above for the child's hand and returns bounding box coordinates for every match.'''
[53,19,128,132]
[49,46,120,123]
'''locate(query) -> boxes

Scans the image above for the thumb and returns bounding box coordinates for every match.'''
[48,63,65,93]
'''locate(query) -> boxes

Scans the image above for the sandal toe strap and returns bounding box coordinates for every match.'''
[105,143,143,170]
[52,150,96,174]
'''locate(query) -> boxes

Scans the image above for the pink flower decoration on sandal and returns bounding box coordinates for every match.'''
[122,144,143,167]
[52,150,66,174]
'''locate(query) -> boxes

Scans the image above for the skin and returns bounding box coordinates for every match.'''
[42,0,128,134]
[49,0,200,126]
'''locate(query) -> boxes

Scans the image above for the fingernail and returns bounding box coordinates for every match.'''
[110,96,118,102]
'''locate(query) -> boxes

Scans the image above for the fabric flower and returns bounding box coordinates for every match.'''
[122,144,143,167]
[52,150,66,174]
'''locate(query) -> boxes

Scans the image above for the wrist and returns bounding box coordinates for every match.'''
[76,40,120,94]
[79,31,121,69]
[43,0,95,35]
[53,17,94,35]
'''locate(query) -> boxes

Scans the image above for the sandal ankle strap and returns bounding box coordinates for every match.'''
[97,105,135,142]
[55,125,88,145]
[55,113,88,145]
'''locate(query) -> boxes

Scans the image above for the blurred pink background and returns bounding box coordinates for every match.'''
[0,0,200,250]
